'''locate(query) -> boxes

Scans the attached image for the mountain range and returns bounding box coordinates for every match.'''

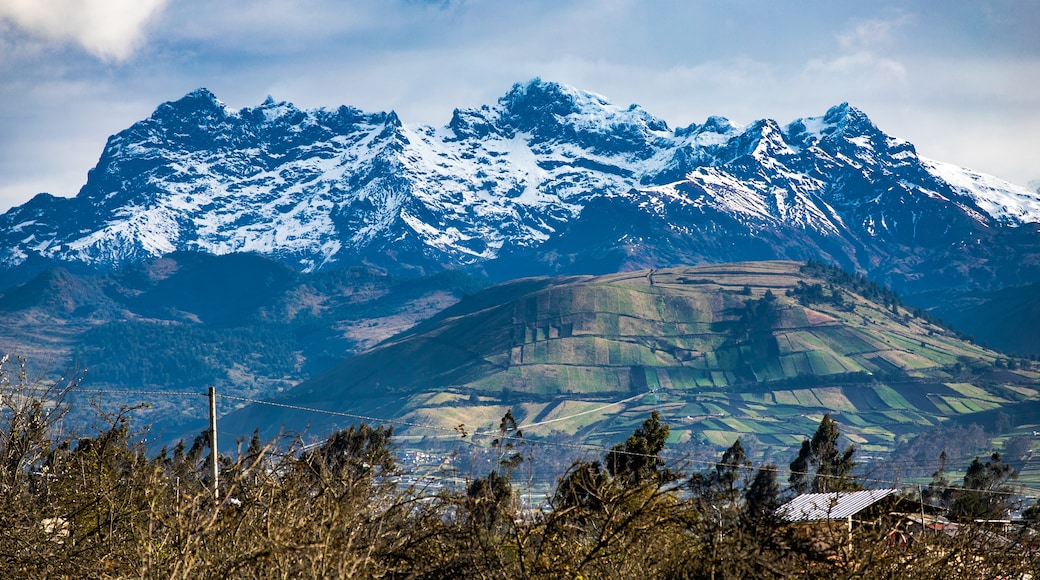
[2,79,1039,294]
[2,80,1040,469]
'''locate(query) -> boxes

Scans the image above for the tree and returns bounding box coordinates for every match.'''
[466,409,525,529]
[950,452,1017,521]
[703,438,750,503]
[552,460,607,512]
[788,440,813,494]
[1023,500,1040,522]
[490,408,524,475]
[922,450,955,508]
[1001,435,1032,467]
[466,470,513,529]
[743,464,782,524]
[605,411,670,485]
[788,413,857,493]
[303,423,395,487]
[0,356,79,489]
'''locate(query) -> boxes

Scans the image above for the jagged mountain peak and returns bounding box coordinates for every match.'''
[823,101,869,125]
[154,87,230,121]
[178,87,223,106]
[698,115,739,135]
[241,94,310,127]
[148,88,399,138]
[1,82,1038,294]
[787,101,886,144]
[500,78,586,114]
[447,105,498,140]
[498,78,669,138]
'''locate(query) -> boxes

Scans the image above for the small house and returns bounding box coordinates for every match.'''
[776,488,930,533]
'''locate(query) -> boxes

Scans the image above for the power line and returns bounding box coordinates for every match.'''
[219,394,469,434]
[515,392,648,431]
[219,389,653,440]
[4,385,1039,499]
[218,393,1040,499]
[16,384,1038,485]
[3,386,206,399]
[4,384,1031,472]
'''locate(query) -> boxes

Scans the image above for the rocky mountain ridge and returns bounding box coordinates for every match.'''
[2,79,1039,292]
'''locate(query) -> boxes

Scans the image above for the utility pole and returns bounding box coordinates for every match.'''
[208,386,219,499]
[919,484,926,534]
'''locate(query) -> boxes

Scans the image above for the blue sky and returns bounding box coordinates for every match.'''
[1,0,1038,211]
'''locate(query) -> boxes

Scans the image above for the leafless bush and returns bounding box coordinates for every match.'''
[2,365,1038,578]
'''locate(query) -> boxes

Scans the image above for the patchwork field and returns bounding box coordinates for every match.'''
[223,261,1040,472]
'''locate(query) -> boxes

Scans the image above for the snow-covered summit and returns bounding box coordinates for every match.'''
[920,158,1040,225]
[1,79,1038,292]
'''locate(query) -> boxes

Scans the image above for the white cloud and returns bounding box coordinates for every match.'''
[837,15,910,52]
[2,0,1039,211]
[803,52,907,86]
[803,15,910,89]
[0,0,167,60]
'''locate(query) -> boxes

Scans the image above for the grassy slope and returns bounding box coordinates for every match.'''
[0,254,490,436]
[228,261,1040,468]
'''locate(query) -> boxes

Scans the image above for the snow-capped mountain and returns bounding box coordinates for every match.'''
[2,79,1038,292]
[504,100,1040,291]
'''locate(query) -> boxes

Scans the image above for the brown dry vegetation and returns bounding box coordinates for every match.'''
[2,357,1039,579]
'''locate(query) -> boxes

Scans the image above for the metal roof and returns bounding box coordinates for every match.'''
[776,489,901,522]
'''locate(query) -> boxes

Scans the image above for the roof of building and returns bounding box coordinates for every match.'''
[776,489,901,522]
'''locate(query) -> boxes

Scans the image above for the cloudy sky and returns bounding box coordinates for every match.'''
[1,0,1037,211]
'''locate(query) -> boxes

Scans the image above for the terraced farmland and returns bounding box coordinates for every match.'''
[223,261,1040,465]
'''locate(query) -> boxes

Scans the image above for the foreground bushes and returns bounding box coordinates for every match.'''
[2,359,1039,578]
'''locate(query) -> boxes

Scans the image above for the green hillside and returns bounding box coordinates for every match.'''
[225,261,1040,465]
[0,254,490,434]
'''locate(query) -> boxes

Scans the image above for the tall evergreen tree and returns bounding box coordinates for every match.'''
[788,440,813,494]
[606,411,670,486]
[788,413,857,493]
[744,464,782,524]
[707,438,750,503]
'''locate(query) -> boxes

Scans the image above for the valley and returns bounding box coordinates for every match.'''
[216,261,1040,488]
[4,6,1040,574]
[1,80,1039,492]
